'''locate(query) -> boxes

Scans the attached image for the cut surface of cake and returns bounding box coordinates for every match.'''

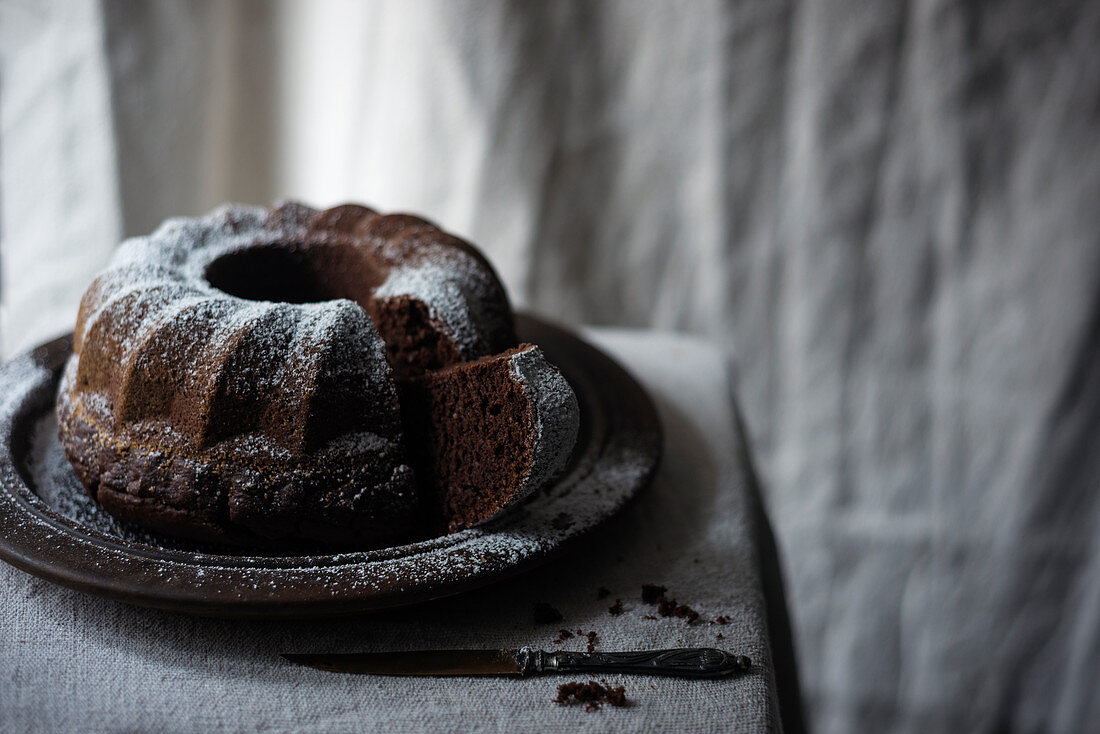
[400,344,579,531]
[55,202,579,547]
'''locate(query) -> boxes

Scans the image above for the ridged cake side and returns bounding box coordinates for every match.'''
[58,205,422,546]
[507,345,581,502]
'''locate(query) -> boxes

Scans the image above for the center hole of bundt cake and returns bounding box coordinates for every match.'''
[205,244,381,306]
[205,244,461,377]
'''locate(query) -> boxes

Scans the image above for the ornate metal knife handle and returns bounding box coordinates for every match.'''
[514,647,751,679]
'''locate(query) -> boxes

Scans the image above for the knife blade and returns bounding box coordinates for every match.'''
[283,648,523,676]
[281,647,751,678]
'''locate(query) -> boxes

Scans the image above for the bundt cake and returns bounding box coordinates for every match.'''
[56,202,579,547]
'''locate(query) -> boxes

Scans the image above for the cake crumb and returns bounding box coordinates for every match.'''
[586,631,598,652]
[716,633,725,640]
[554,629,575,644]
[534,602,563,625]
[554,681,627,712]
[608,599,624,616]
[643,615,657,620]
[656,595,700,624]
[641,584,667,604]
[713,615,731,625]
[676,605,701,624]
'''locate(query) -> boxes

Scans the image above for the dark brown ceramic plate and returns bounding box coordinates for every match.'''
[0,314,660,618]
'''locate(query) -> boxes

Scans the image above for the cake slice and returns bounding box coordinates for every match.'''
[399,344,580,531]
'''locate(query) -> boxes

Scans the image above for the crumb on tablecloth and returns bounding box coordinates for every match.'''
[656,595,700,623]
[554,681,628,712]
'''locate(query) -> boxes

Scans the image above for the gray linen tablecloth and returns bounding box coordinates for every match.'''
[0,327,799,733]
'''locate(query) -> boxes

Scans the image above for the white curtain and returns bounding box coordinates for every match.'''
[3,1,1100,731]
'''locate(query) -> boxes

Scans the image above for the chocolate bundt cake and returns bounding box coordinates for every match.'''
[56,202,579,547]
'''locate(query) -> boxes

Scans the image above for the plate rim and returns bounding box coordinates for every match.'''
[0,314,661,618]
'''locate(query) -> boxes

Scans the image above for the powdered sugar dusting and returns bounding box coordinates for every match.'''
[373,253,506,360]
[67,204,401,465]
[68,202,511,463]
[508,345,581,501]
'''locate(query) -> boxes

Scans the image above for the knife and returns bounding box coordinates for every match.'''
[281,647,751,679]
